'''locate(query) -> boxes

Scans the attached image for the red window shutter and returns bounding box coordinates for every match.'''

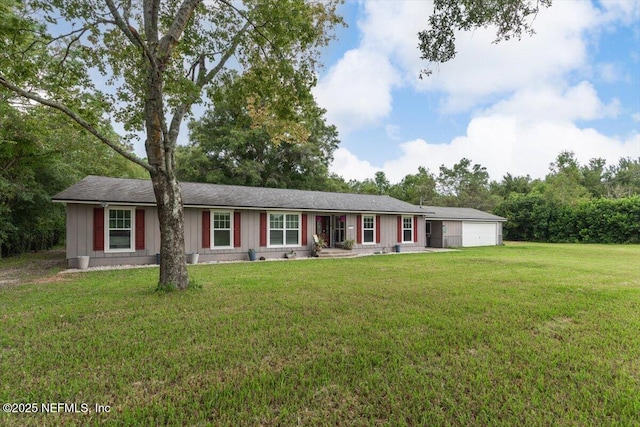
[397,216,402,243]
[376,215,381,244]
[233,211,241,248]
[414,216,419,243]
[202,210,210,248]
[260,213,267,247]
[301,214,308,246]
[135,209,145,250]
[93,207,104,251]
[356,215,362,244]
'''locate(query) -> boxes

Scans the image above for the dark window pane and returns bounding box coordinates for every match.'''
[270,230,284,245]
[364,230,374,243]
[109,230,131,249]
[286,230,298,245]
[213,230,231,247]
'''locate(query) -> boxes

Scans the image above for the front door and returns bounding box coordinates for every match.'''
[316,216,331,247]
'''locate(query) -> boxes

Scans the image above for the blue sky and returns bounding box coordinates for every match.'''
[312,0,640,183]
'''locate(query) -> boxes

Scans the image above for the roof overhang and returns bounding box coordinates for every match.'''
[53,198,425,216]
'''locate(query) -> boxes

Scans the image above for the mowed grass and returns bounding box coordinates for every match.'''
[1,243,639,426]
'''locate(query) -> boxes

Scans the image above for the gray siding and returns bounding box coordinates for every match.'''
[184,208,198,253]
[145,207,161,254]
[66,204,160,267]
[242,210,262,251]
[64,205,427,267]
[443,220,462,248]
[350,214,424,253]
[195,210,280,262]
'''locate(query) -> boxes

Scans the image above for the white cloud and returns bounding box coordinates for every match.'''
[313,49,400,132]
[354,0,600,107]
[313,1,425,132]
[423,1,599,112]
[330,147,380,182]
[485,81,620,122]
[316,0,604,124]
[382,116,637,183]
[596,62,627,83]
[353,117,638,184]
[598,0,640,25]
[385,124,402,141]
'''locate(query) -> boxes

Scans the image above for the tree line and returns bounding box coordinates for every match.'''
[0,103,146,258]
[336,153,639,244]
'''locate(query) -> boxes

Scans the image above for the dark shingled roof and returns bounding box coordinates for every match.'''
[52,175,427,214]
[420,206,507,222]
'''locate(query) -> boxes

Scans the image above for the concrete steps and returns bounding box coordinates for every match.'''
[315,248,359,259]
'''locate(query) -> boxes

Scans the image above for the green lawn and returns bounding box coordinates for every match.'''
[1,243,639,426]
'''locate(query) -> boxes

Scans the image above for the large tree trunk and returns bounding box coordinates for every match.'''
[152,171,189,290]
[144,54,189,290]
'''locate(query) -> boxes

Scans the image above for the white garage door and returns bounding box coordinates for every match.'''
[462,222,497,247]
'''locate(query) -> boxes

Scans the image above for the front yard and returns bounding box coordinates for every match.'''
[1,243,639,425]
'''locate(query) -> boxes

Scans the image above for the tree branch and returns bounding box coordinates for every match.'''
[166,20,251,154]
[0,76,152,173]
[157,0,202,66]
[54,27,90,76]
[143,0,159,45]
[2,157,18,174]
[20,25,89,59]
[185,54,205,82]
[201,21,251,85]
[217,0,283,60]
[104,0,156,68]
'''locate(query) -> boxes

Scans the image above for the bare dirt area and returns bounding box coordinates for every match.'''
[0,249,67,287]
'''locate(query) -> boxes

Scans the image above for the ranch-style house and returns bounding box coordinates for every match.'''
[53,175,505,268]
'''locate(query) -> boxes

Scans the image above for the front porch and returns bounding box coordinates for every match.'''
[313,213,349,249]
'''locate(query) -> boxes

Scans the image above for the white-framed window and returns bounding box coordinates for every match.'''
[212,211,233,249]
[106,207,135,252]
[402,216,414,243]
[268,212,300,247]
[362,215,375,244]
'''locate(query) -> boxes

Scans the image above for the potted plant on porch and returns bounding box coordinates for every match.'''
[311,234,326,257]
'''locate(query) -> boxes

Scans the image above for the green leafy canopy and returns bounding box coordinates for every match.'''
[0,0,343,167]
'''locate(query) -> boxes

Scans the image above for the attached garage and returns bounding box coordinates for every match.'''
[462,222,498,247]
[420,206,506,248]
